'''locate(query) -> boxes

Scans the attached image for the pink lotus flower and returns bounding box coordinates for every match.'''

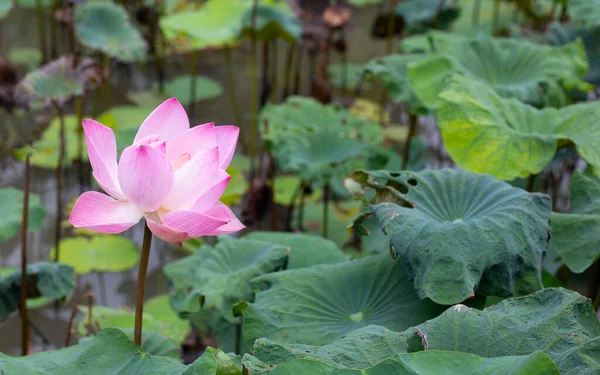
[69,98,244,245]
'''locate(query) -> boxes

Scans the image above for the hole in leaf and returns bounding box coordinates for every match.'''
[386,180,408,194]
[406,333,425,353]
[407,178,417,186]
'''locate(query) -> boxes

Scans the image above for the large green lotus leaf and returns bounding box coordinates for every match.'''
[400,30,469,53]
[437,76,600,180]
[272,175,322,205]
[407,35,590,108]
[51,235,139,274]
[400,288,600,374]
[76,301,190,345]
[144,294,191,341]
[260,97,382,184]
[548,22,600,86]
[0,0,12,18]
[16,56,96,102]
[0,187,46,244]
[551,172,600,273]
[160,75,223,106]
[568,0,600,28]
[74,1,147,61]
[396,0,461,33]
[240,3,302,43]
[160,0,247,50]
[0,328,241,374]
[164,237,289,321]
[244,231,347,269]
[79,329,181,358]
[363,54,426,112]
[0,262,75,321]
[236,254,445,346]
[345,169,551,305]
[97,105,155,131]
[14,115,87,168]
[244,350,558,375]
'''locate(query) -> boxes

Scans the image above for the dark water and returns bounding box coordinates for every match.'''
[0,3,391,354]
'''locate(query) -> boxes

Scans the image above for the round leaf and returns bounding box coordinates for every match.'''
[237,254,445,346]
[345,168,551,305]
[160,75,223,106]
[240,3,302,43]
[74,1,147,62]
[52,235,139,274]
[0,187,46,244]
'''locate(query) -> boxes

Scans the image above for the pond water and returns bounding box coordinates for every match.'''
[0,2,392,354]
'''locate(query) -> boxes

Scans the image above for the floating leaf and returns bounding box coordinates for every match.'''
[240,3,302,43]
[568,0,600,28]
[0,328,241,374]
[436,76,600,180]
[408,34,590,108]
[363,54,426,112]
[164,237,289,321]
[16,56,99,103]
[400,288,600,375]
[551,172,600,273]
[77,301,190,345]
[0,187,46,244]
[161,75,223,106]
[51,235,139,274]
[548,22,600,86]
[14,115,86,168]
[345,169,551,305]
[396,0,461,33]
[160,0,247,50]
[74,1,147,62]
[0,262,75,321]
[260,97,382,184]
[236,254,445,346]
[8,47,42,71]
[244,231,347,269]
[244,346,557,374]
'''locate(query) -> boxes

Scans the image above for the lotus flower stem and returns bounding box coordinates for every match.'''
[36,0,48,64]
[432,0,446,29]
[525,174,537,192]
[225,47,246,152]
[340,30,348,94]
[491,0,500,35]
[50,0,59,59]
[20,154,31,356]
[293,45,303,95]
[270,40,278,103]
[261,41,271,107]
[472,0,482,26]
[379,0,397,125]
[297,181,306,231]
[249,0,260,166]
[282,43,295,100]
[54,103,66,262]
[235,321,242,354]
[76,96,86,193]
[188,50,199,117]
[134,223,153,346]
[101,54,111,109]
[322,183,331,238]
[402,113,418,169]
[64,291,94,347]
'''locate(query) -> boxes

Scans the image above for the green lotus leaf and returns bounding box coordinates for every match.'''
[0,0,12,19]
[51,235,139,274]
[79,329,181,358]
[246,351,559,375]
[244,231,348,269]
[221,166,248,206]
[0,328,241,374]
[347,0,384,6]
[272,175,322,205]
[0,187,46,244]
[74,1,147,62]
[8,47,42,71]
[437,76,600,180]
[328,64,372,92]
[161,75,223,106]
[452,0,519,36]
[16,56,97,102]
[400,288,600,374]
[14,115,87,168]
[0,262,75,321]
[160,0,247,50]
[551,172,600,273]
[568,0,600,28]
[0,268,50,310]
[345,169,551,305]
[396,0,461,33]
[407,35,590,108]
[240,3,302,43]
[14,0,51,7]
[128,89,168,108]
[548,22,600,86]
[76,299,190,345]
[400,30,469,53]
[260,97,382,184]
[363,54,426,111]
[164,237,289,321]
[236,254,445,346]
